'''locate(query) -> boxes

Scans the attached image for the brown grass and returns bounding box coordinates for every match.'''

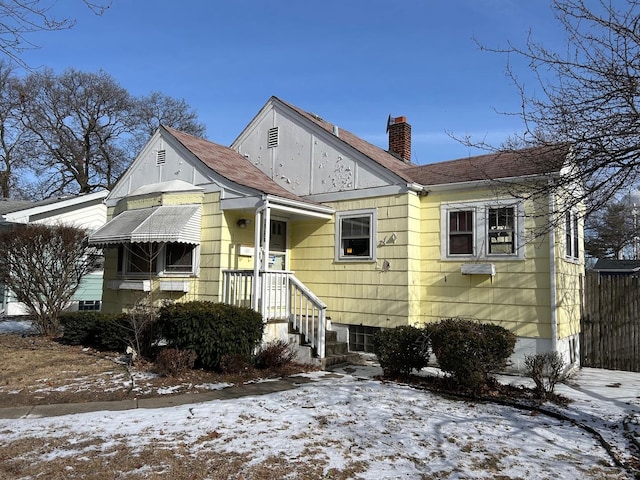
[0,432,369,480]
[0,333,314,408]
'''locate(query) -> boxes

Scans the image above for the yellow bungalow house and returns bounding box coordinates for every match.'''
[89,96,584,370]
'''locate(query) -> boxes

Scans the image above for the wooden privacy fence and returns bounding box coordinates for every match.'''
[581,273,640,372]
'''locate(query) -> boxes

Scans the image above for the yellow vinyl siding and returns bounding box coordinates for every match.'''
[554,194,585,340]
[290,193,415,328]
[101,190,210,312]
[418,188,554,339]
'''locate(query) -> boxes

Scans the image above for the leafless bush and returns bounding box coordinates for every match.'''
[155,348,197,377]
[524,351,565,400]
[254,340,296,369]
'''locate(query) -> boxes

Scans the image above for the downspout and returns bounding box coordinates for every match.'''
[549,193,558,353]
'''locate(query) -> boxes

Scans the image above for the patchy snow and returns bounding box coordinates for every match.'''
[0,318,36,335]
[1,318,639,477]
[1,366,639,478]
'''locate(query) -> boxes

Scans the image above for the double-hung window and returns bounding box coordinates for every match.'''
[488,206,516,255]
[565,210,580,260]
[442,201,523,260]
[336,209,376,261]
[449,210,474,255]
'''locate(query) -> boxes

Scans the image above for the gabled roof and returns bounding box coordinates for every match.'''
[163,126,315,203]
[166,98,567,199]
[404,146,566,186]
[274,97,565,187]
[0,198,34,215]
[274,97,415,183]
[0,191,108,223]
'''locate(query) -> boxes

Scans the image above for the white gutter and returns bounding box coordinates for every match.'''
[264,194,334,218]
[549,193,558,353]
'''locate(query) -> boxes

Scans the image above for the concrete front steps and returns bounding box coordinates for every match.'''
[290,328,361,369]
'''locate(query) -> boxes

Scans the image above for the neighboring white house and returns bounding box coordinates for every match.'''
[0,191,108,315]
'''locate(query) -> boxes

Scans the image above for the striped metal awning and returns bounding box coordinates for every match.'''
[89,205,201,246]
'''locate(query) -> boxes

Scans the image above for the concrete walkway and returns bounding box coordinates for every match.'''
[0,374,323,420]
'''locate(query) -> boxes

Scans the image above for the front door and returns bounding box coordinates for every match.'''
[264,219,287,318]
[269,220,287,270]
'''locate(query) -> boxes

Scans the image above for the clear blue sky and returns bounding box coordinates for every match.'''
[17,0,565,164]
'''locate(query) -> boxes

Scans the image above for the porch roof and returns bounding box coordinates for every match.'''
[89,205,201,246]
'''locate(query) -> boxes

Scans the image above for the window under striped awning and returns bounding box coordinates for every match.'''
[89,205,201,246]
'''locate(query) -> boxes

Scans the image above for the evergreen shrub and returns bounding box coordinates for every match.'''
[430,317,516,389]
[373,325,430,377]
[157,301,264,371]
[59,311,132,351]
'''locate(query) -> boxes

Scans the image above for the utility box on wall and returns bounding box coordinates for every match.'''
[461,263,496,276]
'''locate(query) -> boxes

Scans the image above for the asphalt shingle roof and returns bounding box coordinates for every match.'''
[166,99,567,197]
[275,97,565,186]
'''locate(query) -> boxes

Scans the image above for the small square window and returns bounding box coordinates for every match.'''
[126,244,158,274]
[165,243,194,273]
[336,210,376,261]
[349,325,380,353]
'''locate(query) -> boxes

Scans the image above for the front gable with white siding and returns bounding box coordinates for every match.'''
[232,97,408,200]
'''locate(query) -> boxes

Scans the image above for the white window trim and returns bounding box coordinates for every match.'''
[565,210,580,262]
[335,208,377,262]
[118,243,200,277]
[440,200,525,261]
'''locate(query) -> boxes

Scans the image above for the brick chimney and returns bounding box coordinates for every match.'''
[387,116,411,162]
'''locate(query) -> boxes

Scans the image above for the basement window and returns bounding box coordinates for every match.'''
[78,300,101,311]
[349,325,379,353]
[267,127,279,148]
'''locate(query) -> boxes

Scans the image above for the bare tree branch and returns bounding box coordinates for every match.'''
[0,1,111,68]
[462,0,640,221]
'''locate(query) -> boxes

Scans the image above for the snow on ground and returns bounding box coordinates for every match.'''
[1,318,639,478]
[0,318,36,335]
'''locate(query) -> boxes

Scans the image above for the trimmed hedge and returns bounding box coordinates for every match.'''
[430,317,516,389]
[59,311,132,351]
[373,325,430,377]
[157,301,264,371]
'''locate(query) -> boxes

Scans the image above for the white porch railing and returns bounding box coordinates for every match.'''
[222,270,326,359]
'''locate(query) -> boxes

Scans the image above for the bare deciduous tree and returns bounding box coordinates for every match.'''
[0,0,111,67]
[12,68,207,199]
[133,91,206,139]
[466,0,640,218]
[0,59,30,198]
[19,67,136,196]
[0,223,99,335]
[585,195,640,259]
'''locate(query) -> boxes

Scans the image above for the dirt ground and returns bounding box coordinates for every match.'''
[0,333,312,408]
